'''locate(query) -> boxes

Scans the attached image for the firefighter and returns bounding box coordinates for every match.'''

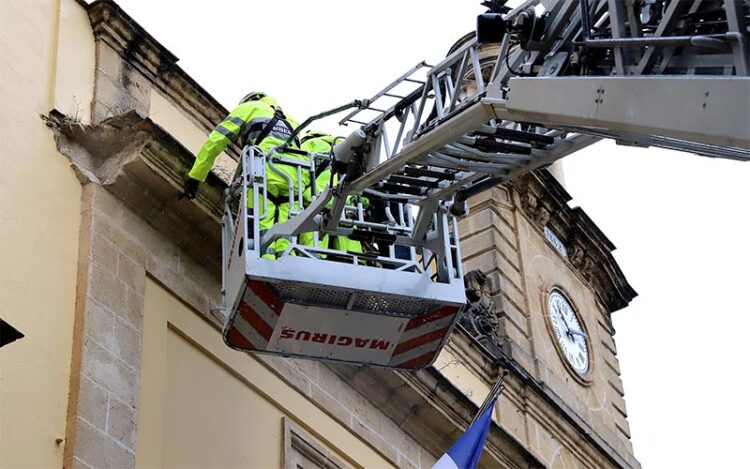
[299,130,366,256]
[182,92,308,259]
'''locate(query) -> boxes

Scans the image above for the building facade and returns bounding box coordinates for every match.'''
[0,1,639,467]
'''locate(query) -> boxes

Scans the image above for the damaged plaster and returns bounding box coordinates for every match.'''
[45,110,155,185]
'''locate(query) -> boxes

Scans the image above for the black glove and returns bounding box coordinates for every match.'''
[180,178,200,200]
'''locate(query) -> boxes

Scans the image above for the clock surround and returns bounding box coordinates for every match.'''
[544,288,593,385]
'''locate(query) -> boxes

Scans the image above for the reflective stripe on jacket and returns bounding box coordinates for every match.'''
[188,96,301,182]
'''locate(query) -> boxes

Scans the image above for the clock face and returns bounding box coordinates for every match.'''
[548,290,589,376]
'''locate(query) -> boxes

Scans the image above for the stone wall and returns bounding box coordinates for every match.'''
[64,184,436,468]
[456,179,639,468]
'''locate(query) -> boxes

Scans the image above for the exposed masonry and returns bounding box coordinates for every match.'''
[456,183,637,467]
[64,184,429,469]
[46,111,153,185]
[58,2,639,467]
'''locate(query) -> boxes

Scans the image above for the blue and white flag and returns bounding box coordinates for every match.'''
[432,397,497,469]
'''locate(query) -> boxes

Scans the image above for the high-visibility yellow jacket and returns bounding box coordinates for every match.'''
[189,96,303,183]
[300,133,368,254]
[301,133,339,203]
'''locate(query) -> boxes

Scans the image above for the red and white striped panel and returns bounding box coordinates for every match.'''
[224,280,461,370]
[224,280,284,352]
[387,305,460,369]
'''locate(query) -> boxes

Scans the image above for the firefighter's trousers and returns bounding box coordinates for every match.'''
[249,159,310,259]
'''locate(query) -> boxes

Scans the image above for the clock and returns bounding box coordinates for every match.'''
[547,290,590,377]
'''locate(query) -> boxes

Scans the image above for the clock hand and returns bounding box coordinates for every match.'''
[569,329,587,339]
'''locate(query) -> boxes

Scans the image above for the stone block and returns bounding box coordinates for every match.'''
[260,356,311,396]
[351,416,399,464]
[459,209,520,268]
[494,252,524,293]
[508,342,536,378]
[496,290,528,326]
[81,337,138,407]
[119,60,151,112]
[95,42,123,82]
[71,456,92,469]
[381,420,422,466]
[463,204,516,239]
[606,368,625,396]
[91,185,123,223]
[89,265,143,330]
[91,233,119,271]
[121,289,145,332]
[496,392,527,446]
[499,317,529,344]
[287,357,318,384]
[397,452,419,469]
[611,390,628,417]
[112,319,141,369]
[419,447,438,469]
[337,385,385,436]
[117,252,145,292]
[89,264,124,313]
[74,418,135,469]
[612,407,631,439]
[77,375,108,432]
[92,214,148,268]
[119,208,178,268]
[84,299,116,352]
[106,397,136,450]
[93,71,144,122]
[461,228,516,265]
[309,384,352,427]
[317,364,352,400]
[462,250,499,277]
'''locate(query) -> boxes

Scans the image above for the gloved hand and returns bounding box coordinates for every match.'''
[180,178,200,200]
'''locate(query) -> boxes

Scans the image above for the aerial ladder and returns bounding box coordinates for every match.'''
[220,0,750,369]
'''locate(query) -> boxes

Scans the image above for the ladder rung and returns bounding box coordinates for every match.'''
[404,78,426,84]
[484,128,555,145]
[384,93,405,99]
[378,182,425,196]
[402,166,456,181]
[349,229,397,244]
[366,106,388,113]
[473,137,532,155]
[348,119,368,125]
[388,175,440,188]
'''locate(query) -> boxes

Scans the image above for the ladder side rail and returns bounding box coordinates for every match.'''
[494,76,750,154]
[634,0,694,75]
[350,101,496,192]
[605,0,632,74]
[338,62,428,126]
[451,50,472,111]
[246,146,264,260]
[725,0,750,76]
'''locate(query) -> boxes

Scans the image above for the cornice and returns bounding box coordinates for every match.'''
[86,0,238,158]
[511,170,637,314]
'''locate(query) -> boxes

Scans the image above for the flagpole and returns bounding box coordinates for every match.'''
[470,369,509,426]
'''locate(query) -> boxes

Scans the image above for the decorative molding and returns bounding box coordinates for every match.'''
[86,0,239,159]
[459,270,504,357]
[283,418,349,469]
[511,170,637,314]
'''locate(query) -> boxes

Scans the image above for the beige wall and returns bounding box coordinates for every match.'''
[0,0,93,467]
[137,278,394,469]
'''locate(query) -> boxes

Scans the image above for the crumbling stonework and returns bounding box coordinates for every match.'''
[45,1,640,468]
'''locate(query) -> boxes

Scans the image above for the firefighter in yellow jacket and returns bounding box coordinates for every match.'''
[183,92,309,259]
[299,130,365,255]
